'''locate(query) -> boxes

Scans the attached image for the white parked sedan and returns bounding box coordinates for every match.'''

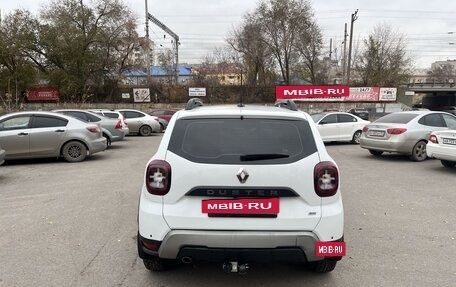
[427,130,456,168]
[311,112,370,144]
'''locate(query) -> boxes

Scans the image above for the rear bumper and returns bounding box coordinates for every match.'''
[138,230,342,263]
[87,138,107,154]
[427,143,456,161]
[360,137,413,154]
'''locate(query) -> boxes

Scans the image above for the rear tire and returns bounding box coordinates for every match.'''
[143,257,175,272]
[62,141,87,162]
[312,259,337,273]
[441,160,456,168]
[410,141,427,162]
[369,150,383,156]
[351,130,362,144]
[139,125,152,136]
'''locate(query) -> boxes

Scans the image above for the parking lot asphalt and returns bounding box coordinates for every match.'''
[0,135,455,287]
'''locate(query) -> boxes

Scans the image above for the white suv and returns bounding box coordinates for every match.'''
[137,99,344,273]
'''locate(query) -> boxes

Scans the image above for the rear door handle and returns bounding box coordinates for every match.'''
[17,132,28,136]
[55,129,65,133]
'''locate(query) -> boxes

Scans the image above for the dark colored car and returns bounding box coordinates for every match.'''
[149,109,178,130]
[347,108,369,120]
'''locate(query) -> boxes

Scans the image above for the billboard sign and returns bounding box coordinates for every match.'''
[345,87,380,102]
[379,88,397,101]
[189,87,206,97]
[26,87,59,102]
[276,85,350,101]
[275,86,397,102]
[133,88,150,102]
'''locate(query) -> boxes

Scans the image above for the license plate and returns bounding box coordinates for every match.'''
[315,242,346,257]
[442,138,456,145]
[202,198,279,215]
[369,130,385,137]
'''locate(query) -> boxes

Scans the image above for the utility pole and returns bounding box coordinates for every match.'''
[147,13,180,83]
[329,38,333,61]
[347,9,358,85]
[342,23,348,84]
[328,38,333,83]
[145,0,151,85]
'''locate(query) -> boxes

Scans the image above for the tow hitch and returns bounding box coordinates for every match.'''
[222,261,249,275]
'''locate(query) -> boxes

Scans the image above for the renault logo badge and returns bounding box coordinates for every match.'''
[237,168,249,183]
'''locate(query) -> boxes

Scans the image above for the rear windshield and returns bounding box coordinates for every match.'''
[375,113,418,124]
[168,118,317,164]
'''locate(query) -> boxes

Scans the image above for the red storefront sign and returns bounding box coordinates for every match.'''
[26,87,60,102]
[276,85,350,100]
[275,86,396,102]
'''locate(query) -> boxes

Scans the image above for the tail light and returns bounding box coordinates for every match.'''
[115,119,122,129]
[154,116,160,122]
[428,134,438,144]
[140,237,161,252]
[362,126,369,133]
[145,160,171,196]
[122,116,127,126]
[387,128,407,135]
[86,125,100,133]
[314,161,339,197]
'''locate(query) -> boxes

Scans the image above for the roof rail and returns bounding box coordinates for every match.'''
[185,98,203,110]
[274,100,298,111]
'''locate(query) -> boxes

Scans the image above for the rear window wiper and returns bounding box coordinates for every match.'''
[240,153,289,161]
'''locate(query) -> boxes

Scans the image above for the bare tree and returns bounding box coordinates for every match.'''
[355,23,412,86]
[427,64,456,83]
[253,0,317,84]
[227,19,275,86]
[295,22,323,84]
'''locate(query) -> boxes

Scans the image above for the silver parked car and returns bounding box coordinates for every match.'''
[115,109,161,136]
[360,111,456,161]
[53,109,125,147]
[89,109,129,136]
[0,111,106,162]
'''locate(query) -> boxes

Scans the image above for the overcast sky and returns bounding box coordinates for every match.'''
[3,0,456,69]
